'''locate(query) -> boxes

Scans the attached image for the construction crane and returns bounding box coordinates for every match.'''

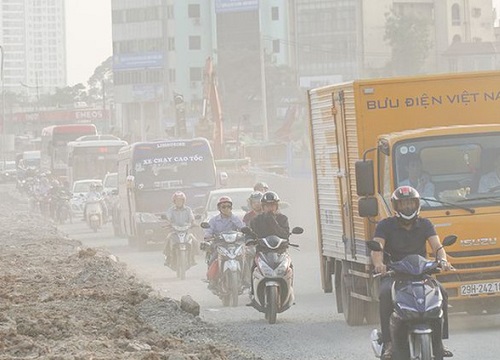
[197,57,224,158]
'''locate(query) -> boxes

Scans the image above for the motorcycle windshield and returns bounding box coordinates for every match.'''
[260,235,287,250]
[390,254,438,276]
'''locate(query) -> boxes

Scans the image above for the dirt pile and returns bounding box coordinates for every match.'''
[0,190,259,360]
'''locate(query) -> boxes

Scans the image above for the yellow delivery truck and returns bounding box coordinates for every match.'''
[307,71,500,326]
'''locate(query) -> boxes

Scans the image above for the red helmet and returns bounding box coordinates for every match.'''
[172,191,186,202]
[217,196,233,207]
[391,186,421,222]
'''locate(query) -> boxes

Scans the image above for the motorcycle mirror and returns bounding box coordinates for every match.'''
[200,221,210,229]
[291,227,303,235]
[240,226,252,235]
[366,240,383,252]
[442,235,458,247]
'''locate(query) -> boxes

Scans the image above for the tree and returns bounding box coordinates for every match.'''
[87,56,113,105]
[384,8,432,76]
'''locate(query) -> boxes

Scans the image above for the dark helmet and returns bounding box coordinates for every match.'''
[261,191,280,204]
[391,186,421,222]
[253,182,269,193]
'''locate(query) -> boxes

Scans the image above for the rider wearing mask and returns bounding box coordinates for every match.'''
[250,191,289,240]
[163,191,196,266]
[243,191,263,226]
[372,186,453,359]
[202,196,245,288]
[247,191,291,302]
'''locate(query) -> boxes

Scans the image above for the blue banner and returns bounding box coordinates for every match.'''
[113,52,163,71]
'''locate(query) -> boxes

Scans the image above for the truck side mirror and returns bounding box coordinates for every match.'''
[358,196,378,217]
[219,171,228,187]
[355,160,375,196]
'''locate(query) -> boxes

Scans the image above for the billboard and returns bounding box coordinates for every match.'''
[113,52,163,71]
[215,0,259,13]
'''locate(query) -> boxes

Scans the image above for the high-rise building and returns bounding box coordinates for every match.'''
[0,0,67,95]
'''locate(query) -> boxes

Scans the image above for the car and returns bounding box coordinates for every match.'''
[70,179,103,215]
[196,187,254,223]
[102,172,118,195]
[0,161,17,183]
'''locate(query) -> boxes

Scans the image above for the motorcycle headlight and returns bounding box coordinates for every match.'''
[217,246,231,257]
[256,256,275,277]
[275,261,289,277]
[221,233,238,243]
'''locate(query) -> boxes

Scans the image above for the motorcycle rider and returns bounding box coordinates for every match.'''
[83,183,108,222]
[247,191,290,301]
[243,191,263,226]
[372,186,453,359]
[253,181,269,193]
[202,196,245,289]
[163,191,196,266]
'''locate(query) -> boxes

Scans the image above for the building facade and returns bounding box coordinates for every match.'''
[0,0,66,95]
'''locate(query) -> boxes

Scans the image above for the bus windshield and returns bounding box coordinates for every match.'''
[133,141,216,190]
[70,144,124,183]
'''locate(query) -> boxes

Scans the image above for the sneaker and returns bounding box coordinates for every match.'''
[382,341,393,360]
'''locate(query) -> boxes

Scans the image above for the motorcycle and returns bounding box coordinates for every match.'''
[368,235,457,360]
[52,188,73,224]
[201,222,247,307]
[164,224,197,280]
[85,195,105,232]
[242,226,304,324]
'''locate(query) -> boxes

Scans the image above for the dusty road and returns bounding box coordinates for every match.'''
[56,175,500,360]
[4,176,500,360]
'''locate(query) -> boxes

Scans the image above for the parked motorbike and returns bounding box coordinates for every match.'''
[243,226,304,324]
[85,196,105,232]
[368,235,457,360]
[164,224,197,280]
[201,222,247,307]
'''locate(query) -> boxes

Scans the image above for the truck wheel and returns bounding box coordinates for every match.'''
[341,262,365,326]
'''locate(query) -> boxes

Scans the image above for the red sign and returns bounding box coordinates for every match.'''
[8,109,110,124]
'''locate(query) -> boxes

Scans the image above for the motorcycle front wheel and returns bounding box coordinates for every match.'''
[176,249,187,280]
[266,286,279,324]
[228,271,240,307]
[412,333,433,360]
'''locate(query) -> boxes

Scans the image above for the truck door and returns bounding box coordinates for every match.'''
[332,91,356,259]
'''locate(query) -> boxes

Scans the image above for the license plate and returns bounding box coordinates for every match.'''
[460,282,500,296]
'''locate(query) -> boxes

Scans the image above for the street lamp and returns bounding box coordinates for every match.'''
[20,75,41,136]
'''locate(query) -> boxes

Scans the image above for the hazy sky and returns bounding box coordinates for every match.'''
[64,1,500,86]
[65,0,112,86]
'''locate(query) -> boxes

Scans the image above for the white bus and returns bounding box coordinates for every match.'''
[67,135,128,187]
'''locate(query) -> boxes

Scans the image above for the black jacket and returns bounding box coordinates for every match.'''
[250,211,290,240]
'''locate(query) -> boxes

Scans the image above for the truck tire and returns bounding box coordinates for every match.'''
[341,262,365,326]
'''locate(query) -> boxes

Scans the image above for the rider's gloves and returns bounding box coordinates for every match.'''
[439,259,453,271]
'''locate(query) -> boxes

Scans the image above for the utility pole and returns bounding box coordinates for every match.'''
[0,45,5,160]
[173,92,186,138]
[260,36,269,141]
